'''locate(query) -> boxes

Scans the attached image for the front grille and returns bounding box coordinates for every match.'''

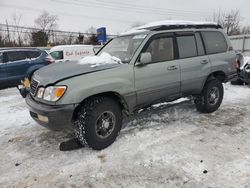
[30,78,39,96]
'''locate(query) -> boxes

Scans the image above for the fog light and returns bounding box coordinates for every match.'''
[37,114,48,122]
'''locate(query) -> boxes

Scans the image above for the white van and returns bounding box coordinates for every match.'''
[49,45,95,63]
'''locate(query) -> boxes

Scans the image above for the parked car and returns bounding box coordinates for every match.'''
[231,54,250,85]
[26,20,237,150]
[49,45,95,63]
[0,48,54,90]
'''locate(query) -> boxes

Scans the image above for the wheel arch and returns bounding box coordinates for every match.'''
[201,71,226,91]
[72,91,130,121]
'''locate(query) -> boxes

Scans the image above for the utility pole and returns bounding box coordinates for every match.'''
[225,15,232,35]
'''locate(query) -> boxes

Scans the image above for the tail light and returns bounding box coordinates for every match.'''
[45,55,55,64]
[234,59,241,70]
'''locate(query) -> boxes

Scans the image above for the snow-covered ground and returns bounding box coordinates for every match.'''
[0,84,250,188]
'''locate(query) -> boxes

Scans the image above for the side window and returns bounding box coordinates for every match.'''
[202,31,228,54]
[195,33,205,56]
[50,51,63,60]
[177,35,197,58]
[6,51,27,62]
[143,37,174,63]
[26,51,41,59]
[0,53,3,63]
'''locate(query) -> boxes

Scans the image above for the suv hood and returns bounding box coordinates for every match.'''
[33,60,120,86]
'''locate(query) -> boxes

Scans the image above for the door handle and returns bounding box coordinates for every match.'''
[167,65,177,71]
[200,59,209,64]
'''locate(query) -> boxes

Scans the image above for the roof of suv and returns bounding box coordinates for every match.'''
[0,47,43,53]
[121,20,222,36]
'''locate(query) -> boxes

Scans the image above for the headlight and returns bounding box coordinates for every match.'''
[43,86,67,102]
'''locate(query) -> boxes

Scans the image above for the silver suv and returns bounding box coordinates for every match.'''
[26,21,237,150]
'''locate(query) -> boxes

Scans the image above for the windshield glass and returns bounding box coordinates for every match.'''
[50,51,63,60]
[97,34,147,63]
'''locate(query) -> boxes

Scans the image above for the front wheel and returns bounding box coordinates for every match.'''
[73,96,122,150]
[195,79,224,113]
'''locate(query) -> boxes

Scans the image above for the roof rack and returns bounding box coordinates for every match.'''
[143,24,222,31]
[121,20,222,35]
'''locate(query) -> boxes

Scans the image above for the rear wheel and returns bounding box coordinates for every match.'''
[195,79,224,113]
[73,96,122,150]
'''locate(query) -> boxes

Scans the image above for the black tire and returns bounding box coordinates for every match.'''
[231,78,244,85]
[195,79,224,113]
[73,96,122,150]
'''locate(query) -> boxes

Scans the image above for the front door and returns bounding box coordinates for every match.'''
[5,51,29,86]
[134,34,181,107]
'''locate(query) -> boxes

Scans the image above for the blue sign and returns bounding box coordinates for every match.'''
[97,27,107,44]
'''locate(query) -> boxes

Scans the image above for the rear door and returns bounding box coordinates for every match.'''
[201,31,235,75]
[134,33,181,106]
[0,52,8,88]
[176,32,211,95]
[5,51,29,85]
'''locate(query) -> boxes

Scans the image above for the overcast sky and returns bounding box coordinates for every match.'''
[0,0,250,35]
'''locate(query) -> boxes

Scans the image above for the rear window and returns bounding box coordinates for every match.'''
[0,53,3,63]
[26,51,41,59]
[177,35,197,58]
[202,31,228,54]
[7,51,27,62]
[50,51,63,60]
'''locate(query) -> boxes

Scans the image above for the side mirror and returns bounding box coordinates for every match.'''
[138,52,152,65]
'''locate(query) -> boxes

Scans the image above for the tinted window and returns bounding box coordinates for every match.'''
[50,51,63,60]
[26,51,41,58]
[7,51,27,62]
[144,37,174,62]
[195,33,205,56]
[0,53,3,63]
[177,35,197,58]
[202,31,228,54]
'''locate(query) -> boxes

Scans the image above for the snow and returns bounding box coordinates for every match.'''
[78,52,121,67]
[137,20,218,29]
[0,84,250,187]
[121,20,218,35]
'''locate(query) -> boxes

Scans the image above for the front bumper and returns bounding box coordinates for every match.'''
[26,94,77,131]
[238,70,250,84]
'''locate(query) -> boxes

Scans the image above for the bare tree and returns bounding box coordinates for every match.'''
[12,13,23,46]
[84,27,98,45]
[0,32,5,47]
[35,11,58,32]
[85,26,97,35]
[241,26,250,35]
[211,10,241,36]
[34,11,58,44]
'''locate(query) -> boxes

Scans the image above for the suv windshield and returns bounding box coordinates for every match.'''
[98,34,147,63]
[50,51,63,60]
